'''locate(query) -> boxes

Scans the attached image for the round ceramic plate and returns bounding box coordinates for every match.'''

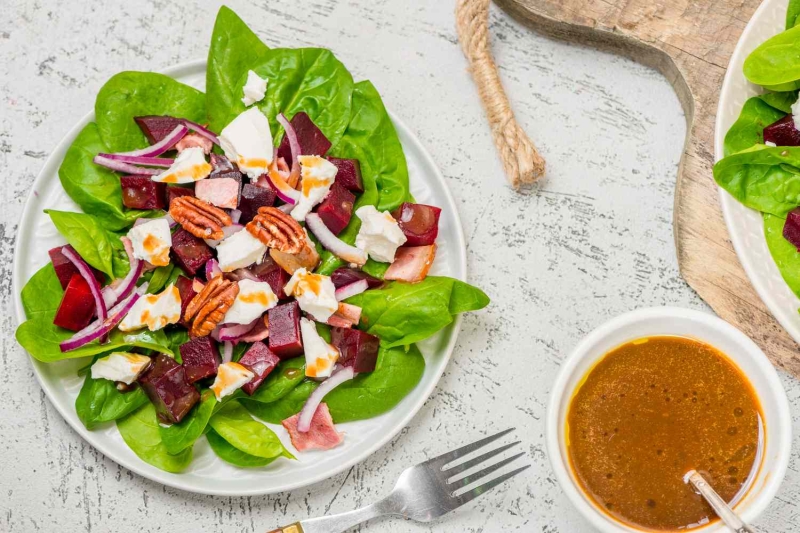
[716,0,800,345]
[12,60,467,496]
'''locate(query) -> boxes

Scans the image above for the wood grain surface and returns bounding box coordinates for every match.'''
[494,0,800,376]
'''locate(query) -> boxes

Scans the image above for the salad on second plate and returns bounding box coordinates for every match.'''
[16,7,489,473]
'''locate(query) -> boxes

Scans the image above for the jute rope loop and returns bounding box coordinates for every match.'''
[456,0,546,189]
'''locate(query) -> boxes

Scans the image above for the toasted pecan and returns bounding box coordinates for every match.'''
[170,196,232,240]
[184,275,239,337]
[246,207,305,254]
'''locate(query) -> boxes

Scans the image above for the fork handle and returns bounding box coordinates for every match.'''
[268,503,388,533]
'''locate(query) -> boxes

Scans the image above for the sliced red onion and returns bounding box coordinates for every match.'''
[232,268,260,282]
[266,167,300,205]
[276,113,301,188]
[181,119,220,145]
[96,154,174,167]
[335,279,368,301]
[62,246,107,323]
[297,366,355,433]
[93,155,161,175]
[277,204,294,214]
[218,319,259,342]
[101,237,143,308]
[59,285,146,352]
[114,124,188,157]
[230,209,242,224]
[205,259,222,280]
[238,319,269,342]
[204,224,243,248]
[305,213,367,266]
[222,341,233,364]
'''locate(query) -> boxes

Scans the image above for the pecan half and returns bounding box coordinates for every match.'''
[183,275,239,337]
[246,207,305,254]
[170,196,232,240]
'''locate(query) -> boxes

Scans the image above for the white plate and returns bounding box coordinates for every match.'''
[716,0,800,345]
[12,59,467,496]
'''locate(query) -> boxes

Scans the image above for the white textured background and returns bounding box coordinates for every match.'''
[2,0,799,531]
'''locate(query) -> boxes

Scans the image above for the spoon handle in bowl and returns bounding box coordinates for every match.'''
[685,470,755,533]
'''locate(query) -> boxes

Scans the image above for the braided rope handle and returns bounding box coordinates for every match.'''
[455,0,545,189]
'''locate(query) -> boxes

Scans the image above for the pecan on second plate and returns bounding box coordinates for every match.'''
[246,206,305,254]
[183,275,239,337]
[170,196,233,240]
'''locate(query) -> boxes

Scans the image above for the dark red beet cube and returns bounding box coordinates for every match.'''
[174,275,196,327]
[165,185,194,207]
[330,267,384,290]
[328,158,364,193]
[392,202,441,246]
[316,181,354,235]
[170,229,214,276]
[239,184,276,223]
[138,354,200,424]
[179,336,220,383]
[268,301,303,358]
[239,342,280,395]
[784,208,800,250]
[134,115,183,145]
[53,274,96,331]
[49,245,104,290]
[331,327,380,373]
[277,112,332,166]
[764,115,800,147]
[250,255,289,299]
[120,175,167,210]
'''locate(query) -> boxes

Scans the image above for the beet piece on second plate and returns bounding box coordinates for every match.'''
[330,267,384,290]
[120,175,167,210]
[784,208,800,251]
[171,228,214,276]
[276,112,332,166]
[179,336,221,383]
[165,185,195,207]
[174,275,196,327]
[268,301,303,358]
[53,273,96,331]
[134,115,183,145]
[328,157,364,193]
[764,115,800,147]
[316,181,354,236]
[239,342,280,395]
[392,202,441,246]
[331,327,380,373]
[249,254,289,299]
[138,354,200,424]
[49,245,104,290]
[239,184,276,223]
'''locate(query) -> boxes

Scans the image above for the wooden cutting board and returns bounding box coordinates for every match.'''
[492,0,800,376]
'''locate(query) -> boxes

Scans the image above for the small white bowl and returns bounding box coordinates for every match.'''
[546,307,792,532]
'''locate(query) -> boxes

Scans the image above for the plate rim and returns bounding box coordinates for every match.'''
[12,58,468,496]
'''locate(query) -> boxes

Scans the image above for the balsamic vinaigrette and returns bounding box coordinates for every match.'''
[566,336,763,531]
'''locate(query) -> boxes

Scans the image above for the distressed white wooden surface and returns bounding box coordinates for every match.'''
[2,0,800,531]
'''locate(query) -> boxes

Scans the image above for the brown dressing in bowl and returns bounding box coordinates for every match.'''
[566,336,763,531]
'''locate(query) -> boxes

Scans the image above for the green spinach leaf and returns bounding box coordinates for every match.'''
[241,381,318,424]
[159,390,217,455]
[76,375,148,430]
[21,264,63,320]
[246,357,306,404]
[206,428,275,467]
[744,25,800,90]
[764,212,800,296]
[46,210,128,278]
[788,0,800,29]
[147,264,175,294]
[760,91,797,113]
[723,97,785,156]
[117,403,192,473]
[208,401,293,459]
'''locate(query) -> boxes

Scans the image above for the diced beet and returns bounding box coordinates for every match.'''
[239,184,276,223]
[330,267,384,290]
[331,327,379,373]
[53,274,96,331]
[49,245,104,290]
[392,202,441,246]
[268,301,303,358]
[249,254,289,299]
[328,157,364,193]
[138,354,200,424]
[764,115,800,147]
[316,182,354,235]
[120,175,167,210]
[174,275,196,327]
[277,112,332,166]
[784,208,800,250]
[179,337,220,383]
[134,115,183,145]
[165,185,195,207]
[239,342,280,395]
[171,229,214,276]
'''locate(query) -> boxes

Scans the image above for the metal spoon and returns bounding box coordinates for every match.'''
[684,470,755,533]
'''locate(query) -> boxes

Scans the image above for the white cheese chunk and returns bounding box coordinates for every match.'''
[152,146,212,184]
[219,107,273,180]
[792,97,800,131]
[127,218,172,267]
[242,70,268,106]
[300,318,340,379]
[291,155,338,221]
[211,362,254,400]
[284,268,339,322]
[216,229,267,272]
[354,205,407,263]
[765,140,777,147]
[223,279,278,325]
[118,284,182,332]
[91,352,152,385]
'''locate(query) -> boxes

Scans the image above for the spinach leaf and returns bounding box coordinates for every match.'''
[21,264,63,320]
[763,212,800,296]
[723,97,785,156]
[241,381,318,424]
[159,390,217,455]
[165,328,189,363]
[246,357,306,404]
[208,401,293,459]
[346,277,490,348]
[117,403,193,473]
[47,210,128,278]
[760,91,798,113]
[325,344,424,422]
[75,375,148,430]
[713,145,800,216]
[744,25,800,91]
[206,428,275,467]
[788,0,800,29]
[206,6,271,133]
[147,264,175,294]
[96,71,206,152]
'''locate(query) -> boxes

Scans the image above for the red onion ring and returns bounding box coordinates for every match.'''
[222,341,233,364]
[276,113,301,188]
[181,119,220,146]
[218,319,259,342]
[230,209,242,224]
[93,155,160,175]
[61,246,107,324]
[305,214,367,266]
[101,237,143,308]
[113,124,188,157]
[95,154,175,167]
[204,224,243,248]
[297,366,355,433]
[334,279,368,301]
[59,285,146,352]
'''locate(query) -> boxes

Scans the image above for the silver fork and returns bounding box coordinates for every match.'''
[268,428,528,533]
